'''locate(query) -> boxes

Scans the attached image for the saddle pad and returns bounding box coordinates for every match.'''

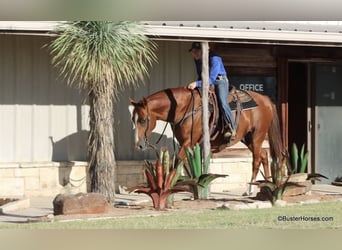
[229,90,258,111]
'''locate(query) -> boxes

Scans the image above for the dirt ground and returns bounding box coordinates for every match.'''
[52,191,342,222]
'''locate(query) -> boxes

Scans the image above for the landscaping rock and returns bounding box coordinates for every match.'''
[300,199,319,205]
[0,198,30,214]
[230,203,251,210]
[215,203,230,210]
[53,193,110,215]
[246,203,258,209]
[284,181,312,196]
[288,173,308,182]
[255,201,272,209]
[274,200,287,207]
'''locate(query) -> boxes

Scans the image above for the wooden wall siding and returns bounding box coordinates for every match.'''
[214,44,277,76]
[274,46,342,60]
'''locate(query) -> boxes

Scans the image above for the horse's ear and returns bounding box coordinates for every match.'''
[129,98,138,106]
[142,97,148,106]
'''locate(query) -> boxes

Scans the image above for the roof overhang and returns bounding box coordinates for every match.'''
[2,21,342,47]
[0,21,63,36]
[143,21,342,47]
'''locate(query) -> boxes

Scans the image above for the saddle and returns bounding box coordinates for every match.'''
[197,86,258,140]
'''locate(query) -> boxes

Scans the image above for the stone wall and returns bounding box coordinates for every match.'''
[0,162,87,197]
[115,161,145,192]
[0,157,264,197]
[115,158,264,194]
[209,157,263,193]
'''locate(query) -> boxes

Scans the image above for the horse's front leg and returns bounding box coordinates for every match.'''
[243,178,256,196]
[243,150,262,196]
[177,145,187,161]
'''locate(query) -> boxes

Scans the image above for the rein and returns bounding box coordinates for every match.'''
[142,104,178,156]
[173,90,199,146]
[142,89,200,154]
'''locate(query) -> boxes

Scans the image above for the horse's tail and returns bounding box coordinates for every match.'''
[268,104,285,163]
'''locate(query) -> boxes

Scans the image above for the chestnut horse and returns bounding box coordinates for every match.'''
[130,87,284,195]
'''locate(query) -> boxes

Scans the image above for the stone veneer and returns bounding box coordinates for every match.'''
[0,157,264,197]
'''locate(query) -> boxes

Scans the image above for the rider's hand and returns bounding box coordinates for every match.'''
[187,81,197,90]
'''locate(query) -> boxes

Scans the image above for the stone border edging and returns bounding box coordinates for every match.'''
[0,198,30,214]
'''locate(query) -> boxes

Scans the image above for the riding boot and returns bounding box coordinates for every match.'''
[224,123,236,139]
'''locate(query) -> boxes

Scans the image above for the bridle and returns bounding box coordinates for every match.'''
[134,90,201,156]
[134,103,163,154]
[136,108,178,160]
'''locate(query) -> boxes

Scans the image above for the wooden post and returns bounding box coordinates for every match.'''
[201,41,210,199]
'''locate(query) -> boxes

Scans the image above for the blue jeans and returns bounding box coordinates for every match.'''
[214,76,235,130]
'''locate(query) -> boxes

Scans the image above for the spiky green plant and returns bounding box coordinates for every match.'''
[335,176,342,182]
[251,156,327,205]
[250,158,304,205]
[184,143,227,199]
[288,143,308,173]
[127,148,194,210]
[48,21,156,202]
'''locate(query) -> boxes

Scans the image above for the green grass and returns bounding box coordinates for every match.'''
[1,201,341,229]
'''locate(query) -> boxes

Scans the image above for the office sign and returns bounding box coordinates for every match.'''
[229,76,276,101]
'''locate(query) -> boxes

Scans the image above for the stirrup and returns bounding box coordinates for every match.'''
[224,123,235,139]
[224,130,236,139]
[224,131,232,138]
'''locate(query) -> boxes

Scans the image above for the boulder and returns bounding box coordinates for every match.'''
[284,180,312,196]
[288,173,308,182]
[53,193,110,215]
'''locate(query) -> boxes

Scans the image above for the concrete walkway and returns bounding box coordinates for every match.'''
[0,184,341,224]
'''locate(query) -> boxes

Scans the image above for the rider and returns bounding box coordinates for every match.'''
[186,42,236,140]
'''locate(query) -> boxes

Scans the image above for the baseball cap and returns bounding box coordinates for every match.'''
[188,42,202,52]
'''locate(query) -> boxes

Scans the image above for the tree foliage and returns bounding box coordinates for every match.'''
[50,21,156,98]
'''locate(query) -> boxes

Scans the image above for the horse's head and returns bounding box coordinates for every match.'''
[129,97,157,151]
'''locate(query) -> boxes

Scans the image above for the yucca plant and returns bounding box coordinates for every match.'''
[127,148,194,210]
[49,21,156,202]
[184,143,227,199]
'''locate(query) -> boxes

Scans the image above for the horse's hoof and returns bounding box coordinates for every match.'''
[242,192,252,196]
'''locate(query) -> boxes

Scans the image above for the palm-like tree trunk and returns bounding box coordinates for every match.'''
[49,21,156,204]
[88,81,115,202]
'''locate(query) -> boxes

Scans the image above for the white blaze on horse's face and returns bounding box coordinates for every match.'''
[130,103,150,150]
[133,111,139,145]
[128,105,136,129]
[128,105,139,145]
[130,98,158,151]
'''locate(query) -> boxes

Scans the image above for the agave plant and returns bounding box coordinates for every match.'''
[184,143,228,199]
[335,176,342,182]
[127,148,194,210]
[250,158,303,205]
[251,156,327,205]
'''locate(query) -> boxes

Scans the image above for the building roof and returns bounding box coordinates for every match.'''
[142,21,342,46]
[0,21,58,31]
[1,21,342,46]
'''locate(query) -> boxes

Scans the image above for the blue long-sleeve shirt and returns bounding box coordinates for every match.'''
[195,52,227,87]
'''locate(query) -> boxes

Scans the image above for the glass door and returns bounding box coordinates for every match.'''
[314,63,342,183]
